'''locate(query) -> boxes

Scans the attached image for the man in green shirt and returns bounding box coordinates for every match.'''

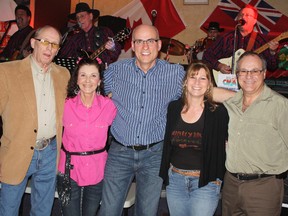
[222,51,288,216]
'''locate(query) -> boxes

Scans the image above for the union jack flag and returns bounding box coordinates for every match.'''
[201,0,288,39]
[201,0,288,78]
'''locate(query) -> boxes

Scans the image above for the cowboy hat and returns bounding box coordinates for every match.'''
[68,3,100,20]
[204,22,224,32]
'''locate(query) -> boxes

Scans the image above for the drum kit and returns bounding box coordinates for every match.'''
[159,36,215,63]
[160,37,185,56]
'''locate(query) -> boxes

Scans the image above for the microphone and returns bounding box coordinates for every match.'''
[151,10,157,26]
[151,10,157,17]
[237,19,246,26]
[5,19,17,23]
[68,23,80,32]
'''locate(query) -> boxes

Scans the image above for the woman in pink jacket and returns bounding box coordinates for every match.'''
[57,58,117,216]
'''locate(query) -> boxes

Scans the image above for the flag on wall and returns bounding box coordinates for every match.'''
[201,0,288,78]
[113,0,186,57]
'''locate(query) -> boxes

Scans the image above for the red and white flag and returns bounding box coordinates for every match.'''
[200,0,288,78]
[113,0,186,58]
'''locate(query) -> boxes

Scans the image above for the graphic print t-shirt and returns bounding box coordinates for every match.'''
[170,111,204,170]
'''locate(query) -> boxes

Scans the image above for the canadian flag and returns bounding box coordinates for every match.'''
[113,0,186,59]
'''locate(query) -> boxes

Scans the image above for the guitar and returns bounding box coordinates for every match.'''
[54,27,131,71]
[81,27,131,60]
[213,31,288,87]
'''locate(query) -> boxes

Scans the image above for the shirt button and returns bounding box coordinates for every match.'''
[237,132,240,135]
[240,119,243,122]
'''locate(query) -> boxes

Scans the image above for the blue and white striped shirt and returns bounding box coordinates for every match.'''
[104,58,185,146]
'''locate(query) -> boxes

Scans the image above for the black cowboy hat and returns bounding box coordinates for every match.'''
[68,3,100,20]
[204,22,224,32]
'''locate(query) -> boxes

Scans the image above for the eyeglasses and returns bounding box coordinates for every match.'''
[34,38,60,49]
[239,13,255,19]
[237,69,264,76]
[133,39,159,46]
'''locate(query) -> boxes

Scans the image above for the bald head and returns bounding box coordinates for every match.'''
[132,24,159,41]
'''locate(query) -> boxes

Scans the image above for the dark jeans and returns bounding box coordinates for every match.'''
[99,140,163,216]
[57,174,103,216]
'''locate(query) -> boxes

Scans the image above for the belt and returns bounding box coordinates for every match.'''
[112,137,161,151]
[35,135,56,150]
[172,167,200,177]
[61,145,106,156]
[229,171,287,181]
[171,166,221,185]
[60,144,107,203]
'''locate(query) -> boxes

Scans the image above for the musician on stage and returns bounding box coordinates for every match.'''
[203,4,279,75]
[187,21,224,62]
[58,3,121,66]
[0,4,34,61]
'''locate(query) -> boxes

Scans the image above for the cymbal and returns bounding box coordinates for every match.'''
[160,37,185,56]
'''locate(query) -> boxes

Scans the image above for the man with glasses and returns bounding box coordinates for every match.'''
[0,25,70,215]
[98,24,186,216]
[203,4,279,75]
[222,51,288,215]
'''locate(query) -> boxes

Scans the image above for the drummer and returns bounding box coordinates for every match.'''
[187,21,224,62]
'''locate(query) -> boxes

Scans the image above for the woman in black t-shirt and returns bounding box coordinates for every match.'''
[159,62,229,216]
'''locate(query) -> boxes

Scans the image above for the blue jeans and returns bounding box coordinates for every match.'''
[57,174,103,216]
[99,140,163,216]
[0,138,57,216]
[166,167,221,216]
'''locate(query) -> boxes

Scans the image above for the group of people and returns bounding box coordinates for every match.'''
[0,3,122,66]
[0,3,287,216]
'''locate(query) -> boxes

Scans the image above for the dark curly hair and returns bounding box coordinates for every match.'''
[66,58,103,98]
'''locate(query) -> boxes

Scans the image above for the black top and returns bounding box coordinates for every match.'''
[159,99,229,187]
[170,111,204,170]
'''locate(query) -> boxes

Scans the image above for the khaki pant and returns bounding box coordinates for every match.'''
[222,171,284,216]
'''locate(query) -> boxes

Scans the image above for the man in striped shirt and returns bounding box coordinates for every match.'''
[99,24,185,216]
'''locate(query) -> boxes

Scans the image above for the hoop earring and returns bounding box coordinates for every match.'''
[96,86,101,95]
[74,86,80,95]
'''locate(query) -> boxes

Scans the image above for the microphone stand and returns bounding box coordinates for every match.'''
[231,24,240,75]
[152,14,156,26]
[61,31,70,45]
